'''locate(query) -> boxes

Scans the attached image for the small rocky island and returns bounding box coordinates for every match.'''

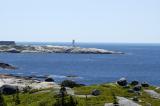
[0,45,123,54]
[0,63,17,70]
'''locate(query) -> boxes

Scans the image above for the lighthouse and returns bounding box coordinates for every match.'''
[72,40,75,47]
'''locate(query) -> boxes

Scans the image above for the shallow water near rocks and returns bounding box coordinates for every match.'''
[0,43,160,85]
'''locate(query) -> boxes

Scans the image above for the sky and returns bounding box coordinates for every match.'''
[0,0,160,43]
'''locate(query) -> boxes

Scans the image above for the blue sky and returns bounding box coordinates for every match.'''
[0,0,160,43]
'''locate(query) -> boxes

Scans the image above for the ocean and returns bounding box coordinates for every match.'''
[0,42,160,85]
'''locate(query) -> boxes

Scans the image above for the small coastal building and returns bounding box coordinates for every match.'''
[0,41,16,45]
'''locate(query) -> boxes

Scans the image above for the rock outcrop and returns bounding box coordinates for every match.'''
[133,85,142,91]
[104,96,141,106]
[0,74,57,92]
[141,82,149,87]
[91,89,101,96]
[0,63,17,70]
[131,81,139,86]
[117,78,128,86]
[0,45,123,54]
[0,85,17,95]
[45,77,54,82]
[61,80,84,88]
[144,90,160,99]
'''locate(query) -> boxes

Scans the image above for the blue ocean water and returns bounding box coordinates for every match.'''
[0,43,160,85]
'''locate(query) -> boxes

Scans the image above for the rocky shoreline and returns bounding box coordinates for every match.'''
[0,74,57,93]
[0,45,123,54]
[1,74,160,105]
[0,74,157,92]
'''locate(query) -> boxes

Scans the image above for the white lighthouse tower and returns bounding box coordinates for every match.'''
[72,40,75,47]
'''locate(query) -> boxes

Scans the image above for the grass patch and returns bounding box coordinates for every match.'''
[1,83,160,106]
[74,83,160,106]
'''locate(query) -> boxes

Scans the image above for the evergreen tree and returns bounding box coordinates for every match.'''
[85,95,88,106]
[68,96,77,106]
[112,92,118,105]
[14,88,20,105]
[54,86,78,106]
[60,85,66,106]
[53,98,61,106]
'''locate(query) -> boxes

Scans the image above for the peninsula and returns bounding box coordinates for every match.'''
[0,45,123,54]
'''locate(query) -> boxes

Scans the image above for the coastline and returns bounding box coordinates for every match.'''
[0,45,124,54]
[0,73,159,90]
[0,74,57,90]
[1,74,160,105]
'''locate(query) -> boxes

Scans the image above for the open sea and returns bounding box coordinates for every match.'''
[0,42,160,85]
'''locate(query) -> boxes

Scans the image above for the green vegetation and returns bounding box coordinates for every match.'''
[54,85,78,106]
[1,83,160,106]
[4,90,56,106]
[0,92,7,106]
[73,83,160,106]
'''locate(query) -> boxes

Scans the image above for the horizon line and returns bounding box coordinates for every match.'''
[15,41,160,44]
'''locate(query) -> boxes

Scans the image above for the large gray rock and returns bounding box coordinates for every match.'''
[0,63,17,70]
[131,81,139,86]
[141,82,149,87]
[61,80,84,88]
[0,85,18,95]
[91,89,101,96]
[104,96,141,106]
[117,78,128,86]
[133,85,142,91]
[45,77,54,82]
[144,90,160,99]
